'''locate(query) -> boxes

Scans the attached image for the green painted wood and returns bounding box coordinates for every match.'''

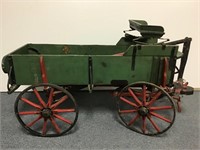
[12,55,89,85]
[17,44,128,55]
[3,43,178,86]
[124,45,178,56]
[92,56,153,84]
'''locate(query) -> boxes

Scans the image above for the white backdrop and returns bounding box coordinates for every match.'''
[0,0,199,91]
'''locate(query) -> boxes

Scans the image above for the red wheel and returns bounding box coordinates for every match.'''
[117,82,176,135]
[15,83,78,137]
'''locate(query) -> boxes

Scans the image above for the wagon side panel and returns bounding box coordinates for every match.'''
[92,45,178,86]
[92,56,154,85]
[12,55,88,85]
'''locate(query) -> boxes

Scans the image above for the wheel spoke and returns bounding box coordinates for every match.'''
[147,115,160,132]
[150,91,157,97]
[18,111,40,115]
[119,109,137,114]
[120,96,138,108]
[50,117,61,134]
[146,91,162,106]
[142,116,147,133]
[26,115,42,127]
[53,109,75,113]
[33,88,47,108]
[149,106,173,111]
[21,98,42,109]
[51,95,68,109]
[120,92,131,97]
[53,114,72,125]
[42,119,48,136]
[47,88,54,107]
[142,85,147,106]
[53,91,63,95]
[150,112,172,123]
[128,114,140,126]
[128,88,142,106]
[120,91,144,97]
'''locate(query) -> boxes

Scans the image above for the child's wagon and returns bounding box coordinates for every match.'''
[2,20,193,137]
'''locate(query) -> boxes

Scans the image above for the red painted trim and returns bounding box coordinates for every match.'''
[50,117,61,134]
[120,96,138,108]
[120,91,144,97]
[53,114,72,125]
[53,109,75,113]
[119,109,137,114]
[162,57,168,87]
[150,112,172,123]
[142,85,147,106]
[33,88,47,108]
[173,96,182,112]
[19,111,40,115]
[50,95,68,109]
[177,101,181,112]
[142,116,146,133]
[147,115,160,132]
[113,52,125,56]
[42,119,48,136]
[146,91,162,106]
[40,56,48,83]
[26,115,42,127]
[47,88,54,107]
[128,88,142,106]
[21,97,42,109]
[128,114,140,126]
[149,106,173,111]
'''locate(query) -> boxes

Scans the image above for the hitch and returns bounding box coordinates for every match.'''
[173,79,194,95]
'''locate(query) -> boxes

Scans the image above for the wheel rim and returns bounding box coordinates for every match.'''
[15,83,78,137]
[117,82,176,136]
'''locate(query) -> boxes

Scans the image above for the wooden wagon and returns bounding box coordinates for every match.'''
[2,20,193,137]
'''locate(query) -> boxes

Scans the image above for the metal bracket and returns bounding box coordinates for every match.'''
[131,46,137,70]
[7,66,19,94]
[88,57,93,93]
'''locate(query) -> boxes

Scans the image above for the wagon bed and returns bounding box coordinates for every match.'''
[1,20,193,137]
[2,43,179,88]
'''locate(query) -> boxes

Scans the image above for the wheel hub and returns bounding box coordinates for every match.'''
[138,106,149,116]
[41,108,52,118]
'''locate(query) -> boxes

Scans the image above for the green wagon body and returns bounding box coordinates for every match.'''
[1,20,185,90]
[2,44,178,87]
[2,43,179,88]
[1,20,193,137]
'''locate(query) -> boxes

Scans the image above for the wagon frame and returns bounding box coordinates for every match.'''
[2,20,193,137]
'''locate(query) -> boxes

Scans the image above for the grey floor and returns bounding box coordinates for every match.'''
[0,91,199,150]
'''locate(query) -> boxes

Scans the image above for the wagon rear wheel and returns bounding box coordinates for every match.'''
[15,83,78,137]
[117,82,175,136]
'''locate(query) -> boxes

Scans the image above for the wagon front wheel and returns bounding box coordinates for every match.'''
[15,83,78,137]
[117,82,175,136]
